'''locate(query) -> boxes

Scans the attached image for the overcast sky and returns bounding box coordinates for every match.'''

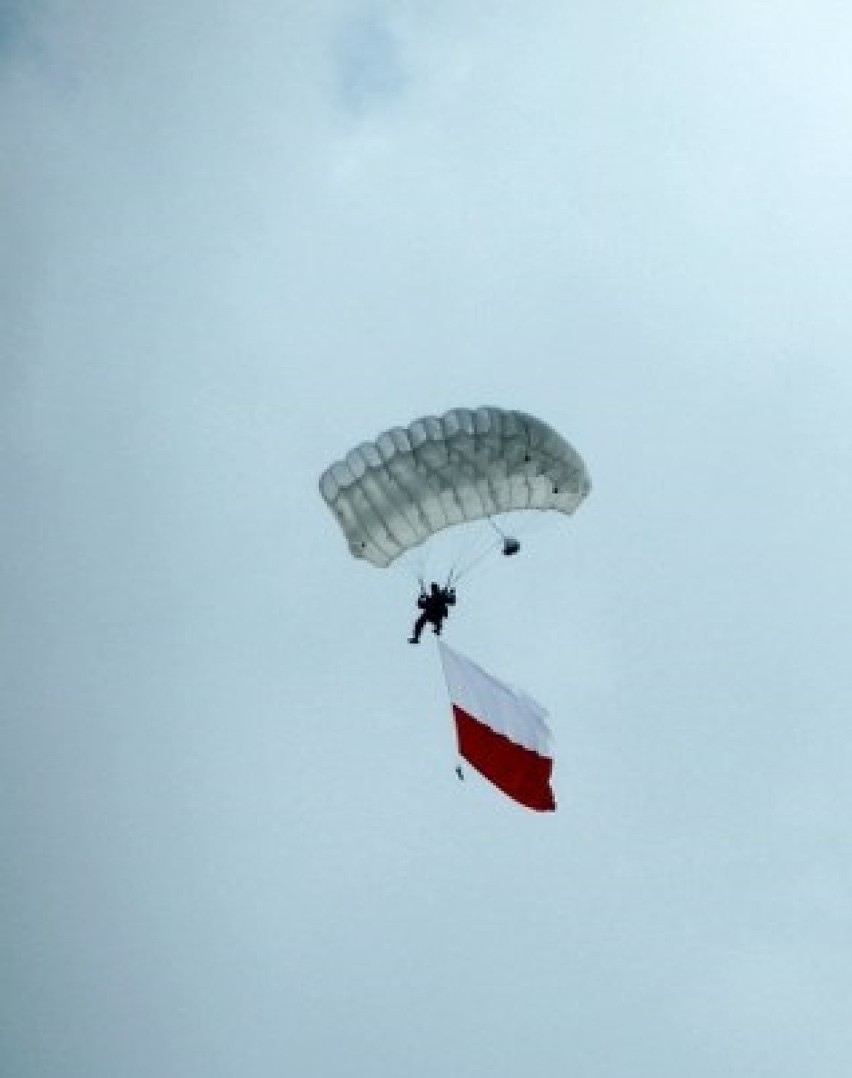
[3,3,852,1076]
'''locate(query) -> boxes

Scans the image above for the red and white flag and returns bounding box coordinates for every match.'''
[437,640,556,812]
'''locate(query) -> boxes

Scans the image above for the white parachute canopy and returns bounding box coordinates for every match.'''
[318,406,590,572]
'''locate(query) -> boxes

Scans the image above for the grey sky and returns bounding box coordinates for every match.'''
[3,3,852,1076]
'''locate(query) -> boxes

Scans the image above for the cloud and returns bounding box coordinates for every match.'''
[334,9,406,114]
[0,0,29,60]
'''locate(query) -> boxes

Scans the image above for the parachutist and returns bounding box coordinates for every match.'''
[502,537,521,556]
[409,582,456,643]
[455,766,465,781]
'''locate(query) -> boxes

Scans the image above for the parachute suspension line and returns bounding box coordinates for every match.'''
[405,521,490,591]
[445,522,505,585]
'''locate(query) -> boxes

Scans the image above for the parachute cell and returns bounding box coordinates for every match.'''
[319,406,590,568]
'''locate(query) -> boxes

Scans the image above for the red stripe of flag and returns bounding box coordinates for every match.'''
[453,706,556,812]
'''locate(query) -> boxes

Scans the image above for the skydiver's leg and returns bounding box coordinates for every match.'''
[409,613,427,643]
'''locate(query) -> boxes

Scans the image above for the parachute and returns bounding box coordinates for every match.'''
[318,406,590,574]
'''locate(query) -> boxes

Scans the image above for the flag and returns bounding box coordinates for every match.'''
[437,640,556,812]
